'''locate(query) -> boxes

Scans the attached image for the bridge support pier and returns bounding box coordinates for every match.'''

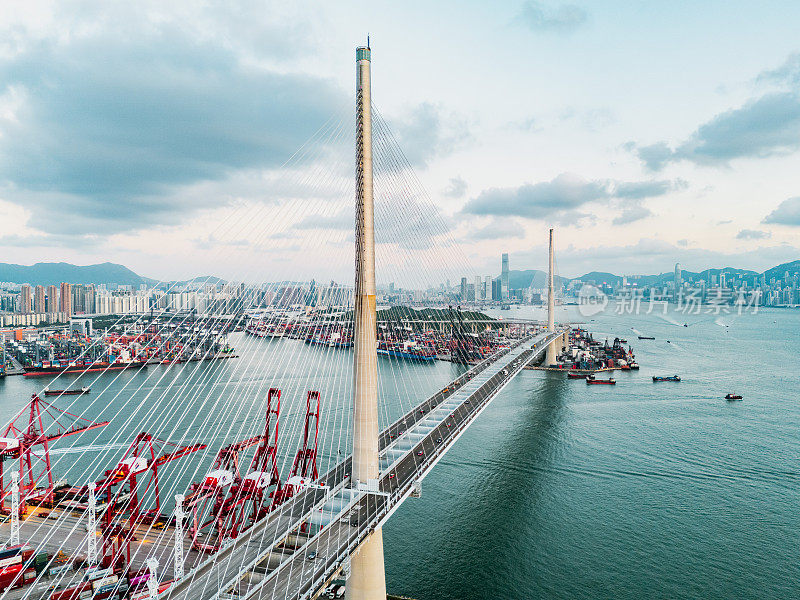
[545,228,557,365]
[349,531,386,600]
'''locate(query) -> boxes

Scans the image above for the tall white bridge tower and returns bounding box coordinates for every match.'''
[347,41,388,600]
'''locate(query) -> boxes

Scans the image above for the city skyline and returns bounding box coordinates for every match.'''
[3,252,798,328]
[2,1,800,280]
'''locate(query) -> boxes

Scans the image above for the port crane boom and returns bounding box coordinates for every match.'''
[0,394,108,513]
[92,432,206,568]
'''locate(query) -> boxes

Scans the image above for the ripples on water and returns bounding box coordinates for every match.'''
[383,306,800,600]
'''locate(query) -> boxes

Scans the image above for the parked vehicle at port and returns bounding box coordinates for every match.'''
[326,584,346,598]
[652,375,681,382]
[0,545,35,592]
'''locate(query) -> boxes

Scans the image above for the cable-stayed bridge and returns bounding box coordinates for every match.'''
[162,330,563,600]
[0,43,569,600]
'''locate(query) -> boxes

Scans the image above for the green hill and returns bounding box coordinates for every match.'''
[0,262,156,287]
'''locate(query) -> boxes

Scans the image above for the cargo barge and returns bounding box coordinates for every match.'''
[23,361,147,378]
[43,387,90,396]
[377,346,436,362]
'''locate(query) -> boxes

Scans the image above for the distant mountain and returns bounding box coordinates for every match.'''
[169,275,228,288]
[572,271,624,286]
[507,269,570,289]
[762,260,800,282]
[574,262,796,286]
[0,262,156,287]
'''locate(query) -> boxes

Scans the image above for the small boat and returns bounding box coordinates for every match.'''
[619,339,628,344]
[44,387,90,396]
[567,372,588,379]
[629,363,640,370]
[725,393,743,401]
[653,375,680,382]
[638,336,655,340]
[587,378,615,385]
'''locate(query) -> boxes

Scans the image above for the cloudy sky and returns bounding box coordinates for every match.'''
[1,0,799,283]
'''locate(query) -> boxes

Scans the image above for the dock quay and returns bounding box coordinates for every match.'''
[539,327,639,372]
[527,365,617,373]
[2,318,237,378]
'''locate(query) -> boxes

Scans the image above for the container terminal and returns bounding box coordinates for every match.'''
[0,317,546,599]
[246,306,541,365]
[530,327,639,373]
[0,356,507,599]
[1,315,237,379]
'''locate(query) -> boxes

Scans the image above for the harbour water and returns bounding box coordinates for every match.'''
[385,305,800,599]
[0,305,797,598]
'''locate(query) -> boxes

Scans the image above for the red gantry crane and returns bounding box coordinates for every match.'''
[213,388,282,544]
[184,410,274,552]
[92,432,206,569]
[0,394,108,514]
[273,391,320,504]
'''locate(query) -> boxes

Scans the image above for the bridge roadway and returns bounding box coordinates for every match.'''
[164,329,564,600]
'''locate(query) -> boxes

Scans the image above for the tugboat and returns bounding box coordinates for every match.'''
[725,393,743,401]
[587,377,616,385]
[653,375,681,382]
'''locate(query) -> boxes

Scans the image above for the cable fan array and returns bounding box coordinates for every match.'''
[0,99,509,600]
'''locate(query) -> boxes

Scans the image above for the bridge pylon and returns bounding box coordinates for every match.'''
[545,228,558,365]
[347,41,387,600]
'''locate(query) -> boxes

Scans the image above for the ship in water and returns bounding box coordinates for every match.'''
[305,328,353,348]
[24,359,147,378]
[377,341,436,362]
[245,322,287,338]
[43,387,90,396]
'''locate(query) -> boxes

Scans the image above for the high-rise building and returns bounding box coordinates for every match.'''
[475,276,482,301]
[19,284,32,314]
[674,263,682,301]
[34,285,46,313]
[70,283,96,314]
[501,253,510,300]
[460,277,468,302]
[47,285,58,313]
[87,284,96,313]
[484,275,492,301]
[60,282,72,316]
